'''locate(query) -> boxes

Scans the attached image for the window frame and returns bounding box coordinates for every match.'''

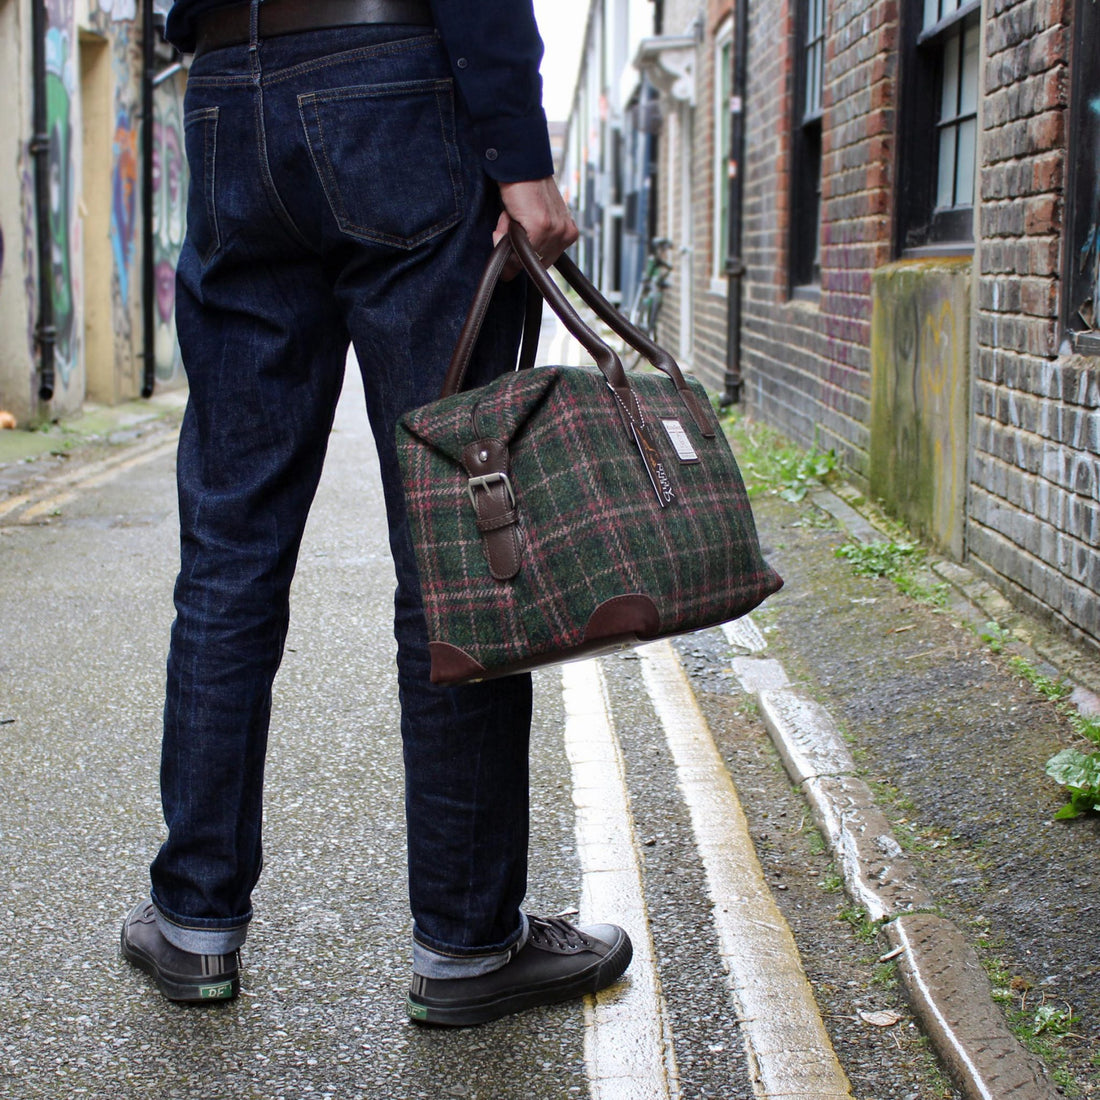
[789,0,826,295]
[712,18,734,291]
[895,0,980,254]
[1063,0,1100,353]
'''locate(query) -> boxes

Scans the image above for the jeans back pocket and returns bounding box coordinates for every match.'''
[183,106,221,265]
[298,78,465,250]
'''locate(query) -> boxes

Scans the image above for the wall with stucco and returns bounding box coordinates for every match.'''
[870,260,971,559]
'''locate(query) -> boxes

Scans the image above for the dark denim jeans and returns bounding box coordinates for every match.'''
[150,16,533,976]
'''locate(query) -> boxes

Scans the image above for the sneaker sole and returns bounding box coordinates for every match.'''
[406,930,632,1027]
[120,928,239,1003]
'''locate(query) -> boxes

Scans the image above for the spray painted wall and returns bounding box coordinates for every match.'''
[152,70,185,382]
[0,0,185,426]
[45,0,82,406]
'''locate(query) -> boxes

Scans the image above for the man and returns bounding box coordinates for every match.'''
[121,0,632,1026]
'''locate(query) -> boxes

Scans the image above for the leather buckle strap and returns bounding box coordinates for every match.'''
[463,441,523,582]
[194,0,434,55]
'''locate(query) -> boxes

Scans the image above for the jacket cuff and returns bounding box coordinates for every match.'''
[473,111,555,183]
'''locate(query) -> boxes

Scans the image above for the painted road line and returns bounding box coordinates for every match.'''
[562,659,680,1100]
[1,433,178,524]
[637,639,854,1100]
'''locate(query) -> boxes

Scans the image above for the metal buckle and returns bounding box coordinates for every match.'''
[466,472,515,510]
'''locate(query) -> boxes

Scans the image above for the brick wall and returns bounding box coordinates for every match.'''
[739,0,897,471]
[969,0,1100,644]
[691,5,734,392]
[735,0,1099,647]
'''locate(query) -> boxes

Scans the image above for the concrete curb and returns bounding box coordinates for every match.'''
[722,618,1056,1099]
[717,482,1071,1099]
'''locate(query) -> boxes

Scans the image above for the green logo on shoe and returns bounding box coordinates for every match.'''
[200,981,234,999]
[406,997,428,1021]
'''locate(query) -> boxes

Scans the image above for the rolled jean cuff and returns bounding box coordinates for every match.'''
[412,913,528,979]
[152,895,250,954]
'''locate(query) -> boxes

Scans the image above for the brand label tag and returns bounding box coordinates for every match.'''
[632,423,674,507]
[661,418,699,463]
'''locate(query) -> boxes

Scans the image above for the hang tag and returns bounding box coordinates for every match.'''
[660,418,700,463]
[632,422,675,507]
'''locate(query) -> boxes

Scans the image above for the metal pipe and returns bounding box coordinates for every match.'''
[31,0,56,401]
[721,0,749,406]
[140,0,156,397]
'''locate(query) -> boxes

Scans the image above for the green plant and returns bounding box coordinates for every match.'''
[1008,656,1073,703]
[895,572,950,606]
[1045,748,1100,819]
[1069,710,1100,746]
[719,412,837,500]
[871,961,898,989]
[837,905,879,944]
[774,447,838,502]
[979,621,1010,653]
[1003,656,1100,816]
[835,539,922,579]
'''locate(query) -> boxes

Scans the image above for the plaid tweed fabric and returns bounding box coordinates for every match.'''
[397,365,783,683]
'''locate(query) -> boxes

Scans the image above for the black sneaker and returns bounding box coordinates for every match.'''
[120,901,239,1003]
[406,914,632,1027]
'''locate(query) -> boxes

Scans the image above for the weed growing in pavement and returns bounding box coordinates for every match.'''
[978,620,1011,653]
[802,825,828,857]
[1009,656,1073,703]
[717,408,837,501]
[834,539,950,606]
[982,944,1088,1094]
[836,538,923,578]
[820,871,845,893]
[871,960,899,990]
[998,656,1100,818]
[1045,748,1100,819]
[837,905,880,944]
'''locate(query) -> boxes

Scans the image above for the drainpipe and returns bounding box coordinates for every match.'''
[31,0,56,401]
[141,0,156,397]
[721,0,748,406]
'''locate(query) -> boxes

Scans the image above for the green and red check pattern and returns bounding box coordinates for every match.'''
[397,366,783,682]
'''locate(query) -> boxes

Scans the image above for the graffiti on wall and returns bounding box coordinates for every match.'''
[98,0,138,19]
[45,1,80,388]
[870,260,972,559]
[111,107,138,303]
[1066,0,1100,336]
[153,76,185,380]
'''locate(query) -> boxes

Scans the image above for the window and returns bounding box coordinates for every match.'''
[713,21,732,287]
[1064,0,1100,352]
[897,0,980,250]
[790,0,825,290]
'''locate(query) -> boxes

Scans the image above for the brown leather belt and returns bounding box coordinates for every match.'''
[194,0,434,55]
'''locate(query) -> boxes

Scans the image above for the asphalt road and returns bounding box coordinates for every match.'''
[0,350,943,1100]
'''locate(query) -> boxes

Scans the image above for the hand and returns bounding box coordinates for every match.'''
[493,178,579,278]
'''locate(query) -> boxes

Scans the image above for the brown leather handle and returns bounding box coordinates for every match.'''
[551,251,714,437]
[440,230,635,431]
[439,225,712,439]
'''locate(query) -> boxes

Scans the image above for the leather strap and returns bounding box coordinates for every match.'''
[194,0,433,55]
[442,227,714,437]
[462,440,522,581]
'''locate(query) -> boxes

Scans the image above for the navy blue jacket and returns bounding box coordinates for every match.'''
[165,1,553,181]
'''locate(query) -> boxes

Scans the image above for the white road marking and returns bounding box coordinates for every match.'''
[562,659,680,1100]
[1,434,178,524]
[637,639,855,1100]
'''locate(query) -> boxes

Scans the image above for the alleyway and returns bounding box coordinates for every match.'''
[1,322,1092,1097]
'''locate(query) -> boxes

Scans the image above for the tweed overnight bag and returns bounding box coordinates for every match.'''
[396,222,783,685]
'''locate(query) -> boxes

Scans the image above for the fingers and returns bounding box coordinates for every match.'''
[497,178,579,268]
